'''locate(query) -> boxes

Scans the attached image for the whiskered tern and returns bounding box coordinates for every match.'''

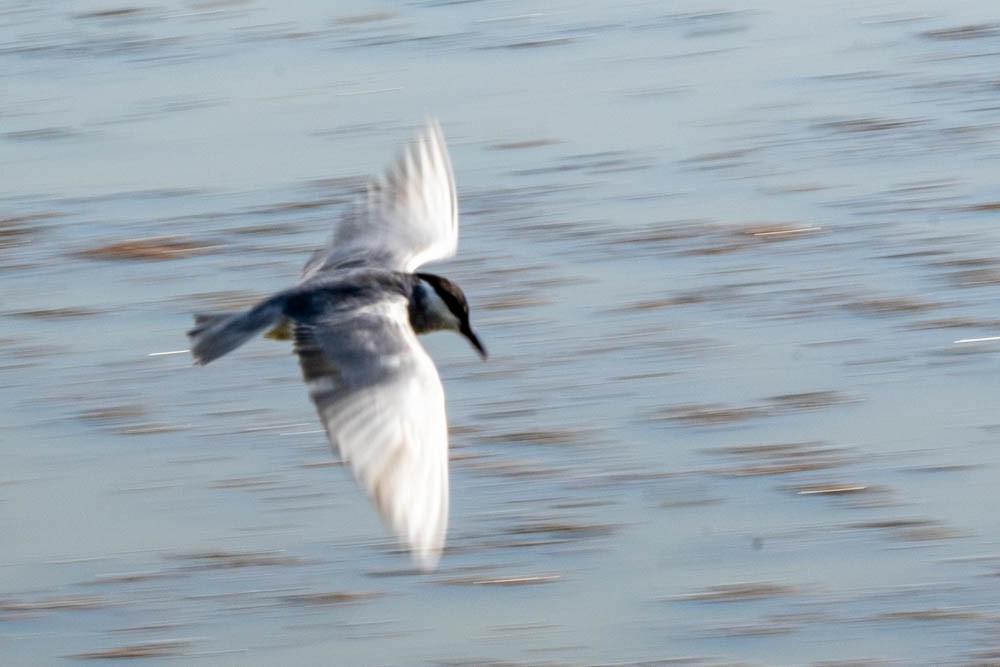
[188,120,485,570]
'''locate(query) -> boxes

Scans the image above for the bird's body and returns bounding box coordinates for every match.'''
[188,120,484,570]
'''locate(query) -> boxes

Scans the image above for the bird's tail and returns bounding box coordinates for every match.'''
[188,295,288,365]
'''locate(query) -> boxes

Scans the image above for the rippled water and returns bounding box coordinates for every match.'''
[4,1,1000,665]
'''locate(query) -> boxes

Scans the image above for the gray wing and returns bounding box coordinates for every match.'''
[302,119,458,278]
[295,296,449,570]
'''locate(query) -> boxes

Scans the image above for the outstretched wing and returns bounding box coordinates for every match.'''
[302,119,458,278]
[294,295,449,570]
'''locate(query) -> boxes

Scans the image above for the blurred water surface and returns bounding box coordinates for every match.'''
[3,0,1000,664]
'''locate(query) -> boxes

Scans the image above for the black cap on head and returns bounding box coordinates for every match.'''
[417,272,487,359]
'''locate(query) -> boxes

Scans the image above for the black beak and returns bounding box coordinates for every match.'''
[462,325,488,360]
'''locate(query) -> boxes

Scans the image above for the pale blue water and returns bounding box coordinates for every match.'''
[3,1,1000,665]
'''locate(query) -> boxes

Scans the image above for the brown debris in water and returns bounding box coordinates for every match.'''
[76,236,220,261]
[489,139,562,150]
[480,293,550,310]
[655,403,765,425]
[848,518,964,541]
[477,429,587,445]
[875,607,985,621]
[1,595,110,612]
[616,292,708,311]
[80,405,147,423]
[11,307,103,319]
[75,8,149,20]
[163,549,307,570]
[332,11,396,25]
[280,590,381,605]
[965,201,1000,211]
[79,404,179,436]
[73,640,191,660]
[921,24,1000,40]
[674,582,802,602]
[944,267,1000,287]
[506,521,616,537]
[766,390,854,411]
[817,117,924,133]
[657,390,856,426]
[843,295,937,315]
[705,441,850,477]
[0,212,59,249]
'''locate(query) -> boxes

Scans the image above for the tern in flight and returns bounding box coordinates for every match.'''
[188,120,485,570]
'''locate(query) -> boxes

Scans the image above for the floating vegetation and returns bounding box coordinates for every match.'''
[76,236,220,261]
[78,404,179,436]
[74,8,151,20]
[332,12,396,25]
[86,570,179,585]
[0,212,58,249]
[684,147,756,169]
[458,456,560,478]
[704,441,850,477]
[505,521,616,538]
[490,38,575,50]
[842,295,937,315]
[901,463,981,473]
[79,405,147,423]
[489,139,562,150]
[280,591,381,606]
[480,293,550,310]
[654,403,765,425]
[73,640,191,660]
[616,294,705,311]
[847,518,963,542]
[673,582,802,602]
[700,620,799,636]
[942,267,1000,287]
[766,390,855,411]
[163,550,307,570]
[10,307,103,319]
[920,24,1000,40]
[4,127,81,142]
[477,429,587,446]
[964,201,1000,211]
[208,475,285,490]
[1,595,110,612]
[816,117,924,133]
[875,607,985,621]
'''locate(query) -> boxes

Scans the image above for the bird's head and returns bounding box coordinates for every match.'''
[413,273,487,359]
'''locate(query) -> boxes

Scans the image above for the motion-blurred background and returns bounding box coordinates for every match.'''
[3,1,1000,664]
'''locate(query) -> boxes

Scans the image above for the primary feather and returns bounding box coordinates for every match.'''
[301,119,458,277]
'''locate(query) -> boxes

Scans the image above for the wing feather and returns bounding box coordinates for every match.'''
[294,298,449,570]
[302,119,458,277]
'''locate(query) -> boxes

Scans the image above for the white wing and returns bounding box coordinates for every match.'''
[294,295,449,570]
[302,119,458,277]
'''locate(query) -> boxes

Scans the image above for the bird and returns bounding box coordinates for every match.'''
[187,119,486,571]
